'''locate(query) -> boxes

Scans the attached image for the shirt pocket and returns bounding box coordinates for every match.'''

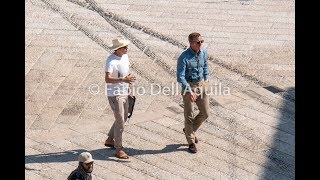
[187,58,197,68]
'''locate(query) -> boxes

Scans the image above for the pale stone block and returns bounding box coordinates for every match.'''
[29,107,62,130]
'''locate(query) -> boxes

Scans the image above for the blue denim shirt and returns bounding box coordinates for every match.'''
[176,47,209,92]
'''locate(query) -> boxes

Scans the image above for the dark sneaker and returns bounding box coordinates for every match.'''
[188,143,197,153]
[183,128,198,143]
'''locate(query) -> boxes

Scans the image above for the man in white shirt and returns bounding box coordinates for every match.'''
[104,36,136,159]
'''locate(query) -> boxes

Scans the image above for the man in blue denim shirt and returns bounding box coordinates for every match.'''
[176,32,209,153]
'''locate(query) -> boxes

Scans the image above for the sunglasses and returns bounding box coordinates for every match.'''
[195,40,204,44]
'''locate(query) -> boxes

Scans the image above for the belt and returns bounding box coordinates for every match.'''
[188,80,206,87]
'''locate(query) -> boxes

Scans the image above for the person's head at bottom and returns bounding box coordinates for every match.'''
[78,152,94,173]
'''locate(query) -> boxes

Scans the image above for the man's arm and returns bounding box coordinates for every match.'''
[105,72,135,84]
[177,56,191,92]
[177,55,196,102]
[203,50,209,81]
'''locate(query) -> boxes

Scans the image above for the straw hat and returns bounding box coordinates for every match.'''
[108,36,130,51]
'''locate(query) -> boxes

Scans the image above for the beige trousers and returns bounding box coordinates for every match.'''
[107,95,129,149]
[182,81,209,145]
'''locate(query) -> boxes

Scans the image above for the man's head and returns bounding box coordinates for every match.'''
[109,36,130,57]
[188,32,204,53]
[78,152,94,173]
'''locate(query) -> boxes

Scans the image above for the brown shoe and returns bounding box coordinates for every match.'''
[115,150,129,159]
[183,128,198,143]
[188,143,197,153]
[104,139,115,148]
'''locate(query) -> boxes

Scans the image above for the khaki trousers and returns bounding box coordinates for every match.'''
[107,95,129,149]
[182,81,209,145]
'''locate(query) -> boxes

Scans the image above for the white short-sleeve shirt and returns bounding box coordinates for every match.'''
[105,54,130,96]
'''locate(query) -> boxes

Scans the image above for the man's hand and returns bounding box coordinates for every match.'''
[123,74,136,84]
[185,92,197,102]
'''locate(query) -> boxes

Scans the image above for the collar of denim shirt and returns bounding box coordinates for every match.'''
[188,47,203,56]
